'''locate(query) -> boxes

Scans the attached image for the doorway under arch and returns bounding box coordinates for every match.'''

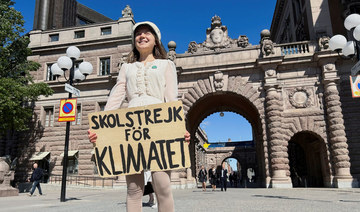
[288,132,329,187]
[185,91,266,187]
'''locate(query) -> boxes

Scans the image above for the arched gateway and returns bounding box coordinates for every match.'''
[171,16,357,188]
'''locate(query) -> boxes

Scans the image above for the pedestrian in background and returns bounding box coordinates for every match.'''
[208,165,217,191]
[198,165,207,191]
[220,162,228,192]
[28,163,43,196]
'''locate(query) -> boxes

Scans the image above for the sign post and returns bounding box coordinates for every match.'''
[65,83,80,97]
[58,99,77,122]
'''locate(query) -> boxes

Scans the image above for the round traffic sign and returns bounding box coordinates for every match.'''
[63,102,74,114]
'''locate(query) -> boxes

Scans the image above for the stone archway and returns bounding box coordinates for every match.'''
[288,132,330,187]
[281,115,332,187]
[181,76,268,187]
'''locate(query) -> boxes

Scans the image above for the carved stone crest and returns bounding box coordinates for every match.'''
[122,5,133,18]
[203,15,232,51]
[187,15,251,54]
[214,71,224,91]
[288,87,313,108]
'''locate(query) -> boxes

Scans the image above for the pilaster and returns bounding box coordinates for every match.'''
[321,62,358,188]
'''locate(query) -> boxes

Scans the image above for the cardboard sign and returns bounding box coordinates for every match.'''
[88,101,190,177]
[58,98,77,122]
[350,75,360,98]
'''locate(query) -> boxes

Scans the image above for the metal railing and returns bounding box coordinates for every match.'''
[49,174,115,188]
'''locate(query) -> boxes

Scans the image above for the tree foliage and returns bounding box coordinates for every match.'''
[0,0,53,136]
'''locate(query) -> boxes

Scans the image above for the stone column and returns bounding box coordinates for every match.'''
[264,68,291,188]
[322,63,358,188]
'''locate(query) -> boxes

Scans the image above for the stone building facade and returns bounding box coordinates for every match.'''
[6,0,360,189]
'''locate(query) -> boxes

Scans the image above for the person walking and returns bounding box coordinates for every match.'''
[88,21,190,212]
[220,162,228,192]
[208,165,217,191]
[198,165,207,191]
[28,163,43,196]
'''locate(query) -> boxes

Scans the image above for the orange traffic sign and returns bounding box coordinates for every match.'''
[58,98,77,122]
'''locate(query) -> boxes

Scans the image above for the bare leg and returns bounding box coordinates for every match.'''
[152,171,174,212]
[126,173,144,212]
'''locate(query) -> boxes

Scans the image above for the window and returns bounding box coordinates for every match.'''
[74,30,85,39]
[44,107,54,127]
[46,63,57,81]
[67,157,78,175]
[101,27,112,35]
[72,104,81,125]
[49,34,59,42]
[99,57,111,75]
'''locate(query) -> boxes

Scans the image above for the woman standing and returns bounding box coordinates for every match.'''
[198,165,207,191]
[88,21,190,212]
[208,165,217,191]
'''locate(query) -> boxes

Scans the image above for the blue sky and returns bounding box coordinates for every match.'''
[14,0,276,53]
[13,1,275,168]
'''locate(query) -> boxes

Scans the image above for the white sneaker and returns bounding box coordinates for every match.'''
[151,203,157,209]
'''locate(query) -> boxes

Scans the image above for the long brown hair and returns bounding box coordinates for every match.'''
[127,25,167,63]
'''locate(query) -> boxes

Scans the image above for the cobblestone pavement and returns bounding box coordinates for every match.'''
[1,184,360,212]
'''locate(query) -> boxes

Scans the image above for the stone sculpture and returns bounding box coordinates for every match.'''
[203,15,232,52]
[0,157,18,197]
[260,29,275,56]
[214,71,224,91]
[167,41,177,63]
[237,35,249,48]
[122,5,133,18]
[318,36,330,50]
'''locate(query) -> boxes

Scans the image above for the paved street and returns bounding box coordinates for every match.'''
[1,184,360,212]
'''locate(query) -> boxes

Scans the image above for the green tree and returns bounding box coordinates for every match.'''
[0,0,53,139]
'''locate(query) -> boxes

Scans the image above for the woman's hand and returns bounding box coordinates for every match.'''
[184,131,190,144]
[88,129,97,143]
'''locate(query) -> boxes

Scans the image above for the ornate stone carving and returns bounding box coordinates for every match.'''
[318,36,330,50]
[265,69,276,77]
[186,15,251,54]
[187,41,198,54]
[122,5,133,18]
[237,35,249,48]
[0,157,18,196]
[167,41,177,63]
[213,71,224,91]
[203,15,232,52]
[260,29,275,57]
[288,87,313,108]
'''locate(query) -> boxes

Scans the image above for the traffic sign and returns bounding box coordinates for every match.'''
[65,83,80,97]
[58,98,77,122]
[351,60,360,76]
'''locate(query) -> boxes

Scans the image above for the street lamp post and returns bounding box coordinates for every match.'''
[51,46,93,202]
[329,13,360,75]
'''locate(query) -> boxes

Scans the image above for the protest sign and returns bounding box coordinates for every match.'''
[88,101,190,177]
